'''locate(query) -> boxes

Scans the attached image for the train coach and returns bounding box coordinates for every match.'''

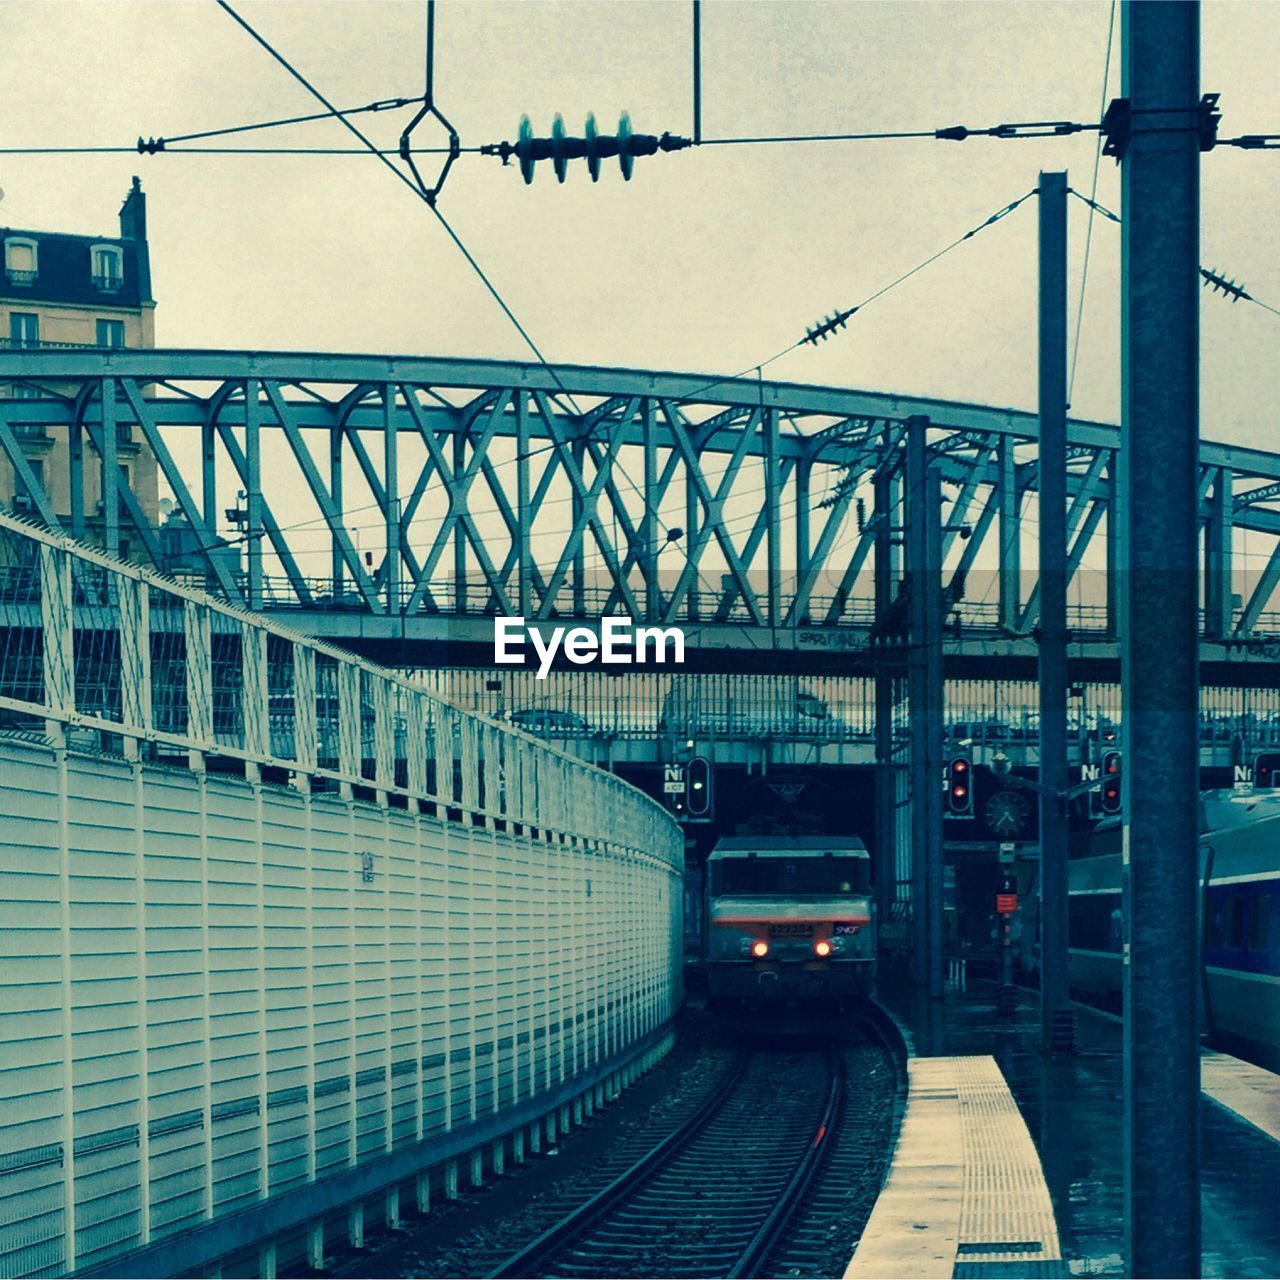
[1064,791,1280,1071]
[704,836,876,1011]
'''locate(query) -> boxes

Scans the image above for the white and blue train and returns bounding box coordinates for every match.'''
[1062,792,1280,1071]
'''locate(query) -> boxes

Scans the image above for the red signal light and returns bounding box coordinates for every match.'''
[946,754,974,816]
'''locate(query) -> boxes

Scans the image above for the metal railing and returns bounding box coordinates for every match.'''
[0,510,681,866]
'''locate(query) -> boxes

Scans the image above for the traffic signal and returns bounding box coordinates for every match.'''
[1254,753,1280,788]
[946,754,974,817]
[1100,750,1122,814]
[686,756,713,819]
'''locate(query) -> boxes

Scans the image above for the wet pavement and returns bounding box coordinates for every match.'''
[881,979,1280,1278]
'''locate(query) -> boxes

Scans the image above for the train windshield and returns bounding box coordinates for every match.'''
[711,857,870,896]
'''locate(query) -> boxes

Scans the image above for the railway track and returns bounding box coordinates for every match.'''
[489,1041,848,1279]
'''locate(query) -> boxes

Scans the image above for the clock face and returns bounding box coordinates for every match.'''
[985,790,1030,837]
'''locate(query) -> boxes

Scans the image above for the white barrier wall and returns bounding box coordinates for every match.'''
[0,513,683,1278]
[0,739,681,1278]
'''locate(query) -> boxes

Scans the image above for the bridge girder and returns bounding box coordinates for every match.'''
[3,349,1280,662]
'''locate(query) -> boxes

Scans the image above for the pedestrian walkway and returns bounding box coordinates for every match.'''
[880,979,1280,1278]
[846,1056,1062,1279]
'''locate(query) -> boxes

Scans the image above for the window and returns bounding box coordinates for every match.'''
[1249,893,1272,952]
[1226,895,1245,949]
[712,856,871,897]
[96,319,126,348]
[4,237,38,284]
[8,313,39,349]
[91,244,124,291]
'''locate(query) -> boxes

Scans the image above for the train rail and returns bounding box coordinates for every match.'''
[487,1031,887,1280]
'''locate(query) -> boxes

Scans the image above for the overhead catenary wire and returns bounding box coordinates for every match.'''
[1066,187,1280,321]
[1068,0,1117,404]
[668,186,1039,407]
[214,0,584,418]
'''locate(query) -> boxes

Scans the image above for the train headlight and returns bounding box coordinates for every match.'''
[751,940,769,958]
[814,939,832,958]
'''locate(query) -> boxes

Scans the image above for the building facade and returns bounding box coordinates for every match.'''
[1,177,160,560]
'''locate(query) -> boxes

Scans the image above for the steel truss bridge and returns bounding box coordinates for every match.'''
[4,349,1280,681]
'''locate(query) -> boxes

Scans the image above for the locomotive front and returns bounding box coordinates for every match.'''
[704,837,876,1010]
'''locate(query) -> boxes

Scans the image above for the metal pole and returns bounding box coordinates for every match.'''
[923,465,944,1002]
[692,0,702,144]
[907,416,943,997]
[1037,171,1072,1054]
[1120,3,1202,1275]
[873,466,896,934]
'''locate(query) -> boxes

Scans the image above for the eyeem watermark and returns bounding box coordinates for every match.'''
[494,616,686,679]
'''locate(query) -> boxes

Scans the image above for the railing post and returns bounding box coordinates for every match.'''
[40,544,74,741]
[184,602,212,769]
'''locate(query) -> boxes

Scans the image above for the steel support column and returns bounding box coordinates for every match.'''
[907,416,943,998]
[517,394,533,617]
[998,435,1021,630]
[102,377,119,559]
[330,424,344,596]
[642,401,660,621]
[873,466,897,931]
[245,380,263,612]
[795,457,812,624]
[1204,467,1232,638]
[384,385,401,614]
[765,408,782,628]
[1037,172,1072,1054]
[1121,3,1202,1274]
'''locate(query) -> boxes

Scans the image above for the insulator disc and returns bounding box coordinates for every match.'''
[585,112,601,182]
[518,115,535,184]
[617,110,634,180]
[551,112,568,183]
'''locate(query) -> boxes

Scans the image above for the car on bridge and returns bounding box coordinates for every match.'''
[659,682,842,739]
[507,707,590,735]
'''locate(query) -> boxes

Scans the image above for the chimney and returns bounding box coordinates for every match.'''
[119,176,153,302]
[119,175,146,240]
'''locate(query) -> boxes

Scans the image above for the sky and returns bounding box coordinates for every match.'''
[2,0,1277,442]
[2,0,1279,605]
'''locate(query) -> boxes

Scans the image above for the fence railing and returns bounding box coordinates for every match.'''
[0,510,682,869]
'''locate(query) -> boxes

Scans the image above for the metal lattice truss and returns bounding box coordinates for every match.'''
[3,350,1280,654]
[0,508,682,869]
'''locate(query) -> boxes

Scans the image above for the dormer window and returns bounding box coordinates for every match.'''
[4,237,38,285]
[91,244,124,291]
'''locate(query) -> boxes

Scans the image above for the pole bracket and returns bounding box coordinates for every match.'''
[1102,93,1221,162]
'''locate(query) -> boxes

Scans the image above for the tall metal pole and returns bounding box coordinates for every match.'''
[1120,3,1202,1275]
[1037,171,1072,1054]
[873,466,896,933]
[692,0,702,144]
[907,416,943,998]
[923,465,944,1003]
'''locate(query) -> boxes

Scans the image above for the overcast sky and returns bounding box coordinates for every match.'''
[3,0,1277,444]
[2,1,1279,609]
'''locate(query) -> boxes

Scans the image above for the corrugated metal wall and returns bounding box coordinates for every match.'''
[0,737,682,1279]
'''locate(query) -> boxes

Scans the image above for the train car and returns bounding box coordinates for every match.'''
[1064,791,1280,1071]
[704,836,876,1011]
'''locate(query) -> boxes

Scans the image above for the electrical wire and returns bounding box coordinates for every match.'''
[1067,188,1280,320]
[215,0,583,418]
[667,187,1039,408]
[1068,0,1117,404]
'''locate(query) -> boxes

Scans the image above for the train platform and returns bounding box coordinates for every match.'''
[845,1055,1063,1279]
[858,978,1280,1278]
